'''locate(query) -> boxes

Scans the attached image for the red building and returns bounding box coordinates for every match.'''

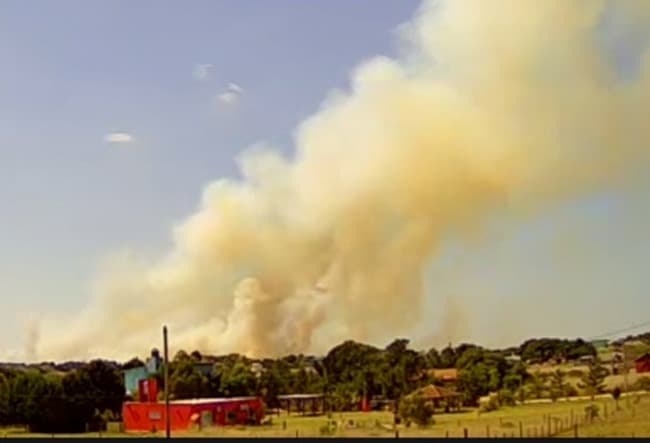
[635,353,650,374]
[123,397,264,432]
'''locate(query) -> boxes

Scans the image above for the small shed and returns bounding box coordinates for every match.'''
[635,353,650,374]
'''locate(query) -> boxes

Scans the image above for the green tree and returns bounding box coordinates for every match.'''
[169,359,209,399]
[219,362,257,397]
[258,361,290,408]
[457,363,499,406]
[578,360,608,401]
[439,345,457,368]
[0,372,10,425]
[81,360,124,415]
[425,348,441,368]
[526,371,546,400]
[549,369,569,402]
[61,369,96,432]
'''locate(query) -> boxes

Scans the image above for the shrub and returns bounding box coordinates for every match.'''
[479,394,500,413]
[497,389,516,406]
[565,385,579,397]
[398,395,434,427]
[631,376,650,391]
[568,369,585,378]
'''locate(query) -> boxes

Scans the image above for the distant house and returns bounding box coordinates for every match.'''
[428,368,459,386]
[124,366,149,396]
[410,384,461,412]
[505,354,522,363]
[578,355,595,364]
[194,362,214,376]
[634,353,650,374]
[124,349,163,395]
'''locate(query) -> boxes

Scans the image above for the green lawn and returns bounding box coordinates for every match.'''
[3,395,648,438]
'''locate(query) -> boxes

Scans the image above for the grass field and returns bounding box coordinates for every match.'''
[3,394,648,438]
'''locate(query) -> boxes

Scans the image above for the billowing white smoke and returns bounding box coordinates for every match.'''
[36,0,650,361]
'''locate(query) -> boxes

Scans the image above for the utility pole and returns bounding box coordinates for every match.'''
[622,343,630,408]
[163,325,171,439]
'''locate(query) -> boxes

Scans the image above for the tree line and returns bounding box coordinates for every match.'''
[0,335,624,433]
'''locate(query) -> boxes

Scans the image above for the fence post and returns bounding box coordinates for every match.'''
[295,429,299,438]
[519,422,523,438]
[395,429,399,439]
[464,428,468,438]
[486,424,490,437]
[574,424,578,438]
[445,430,449,438]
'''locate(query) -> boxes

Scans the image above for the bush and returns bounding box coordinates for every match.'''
[479,394,499,413]
[319,423,335,436]
[631,376,650,391]
[497,389,516,406]
[398,395,434,427]
[565,385,579,397]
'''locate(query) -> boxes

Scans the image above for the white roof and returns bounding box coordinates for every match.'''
[169,397,257,405]
[277,394,324,399]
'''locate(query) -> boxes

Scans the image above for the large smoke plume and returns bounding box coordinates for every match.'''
[35,0,650,361]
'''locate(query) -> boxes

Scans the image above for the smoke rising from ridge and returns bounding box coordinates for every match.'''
[34,0,650,361]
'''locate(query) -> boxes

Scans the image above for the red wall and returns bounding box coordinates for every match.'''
[635,358,650,374]
[122,399,264,432]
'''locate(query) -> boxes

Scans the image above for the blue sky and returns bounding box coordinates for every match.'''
[1,1,650,358]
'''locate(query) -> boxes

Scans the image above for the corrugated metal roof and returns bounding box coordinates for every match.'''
[277,394,324,400]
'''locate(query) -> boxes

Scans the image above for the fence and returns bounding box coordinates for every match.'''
[1,394,645,438]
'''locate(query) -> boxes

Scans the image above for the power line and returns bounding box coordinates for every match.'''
[587,319,650,341]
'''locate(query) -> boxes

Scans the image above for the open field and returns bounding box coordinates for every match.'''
[3,394,649,438]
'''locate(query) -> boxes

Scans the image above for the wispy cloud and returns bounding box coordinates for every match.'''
[217,82,244,105]
[227,82,243,94]
[193,63,213,81]
[104,132,134,144]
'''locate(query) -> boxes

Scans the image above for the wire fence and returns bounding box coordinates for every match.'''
[1,393,646,438]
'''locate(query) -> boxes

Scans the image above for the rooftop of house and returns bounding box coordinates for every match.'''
[428,368,459,381]
[634,352,650,362]
[413,384,459,400]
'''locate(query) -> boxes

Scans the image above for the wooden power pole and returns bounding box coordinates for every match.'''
[163,325,171,438]
[623,343,630,408]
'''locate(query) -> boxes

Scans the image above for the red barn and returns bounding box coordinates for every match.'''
[122,397,264,432]
[635,353,650,374]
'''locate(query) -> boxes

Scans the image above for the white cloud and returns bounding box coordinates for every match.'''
[217,91,239,105]
[193,64,213,81]
[104,132,134,144]
[216,82,244,105]
[227,82,244,94]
